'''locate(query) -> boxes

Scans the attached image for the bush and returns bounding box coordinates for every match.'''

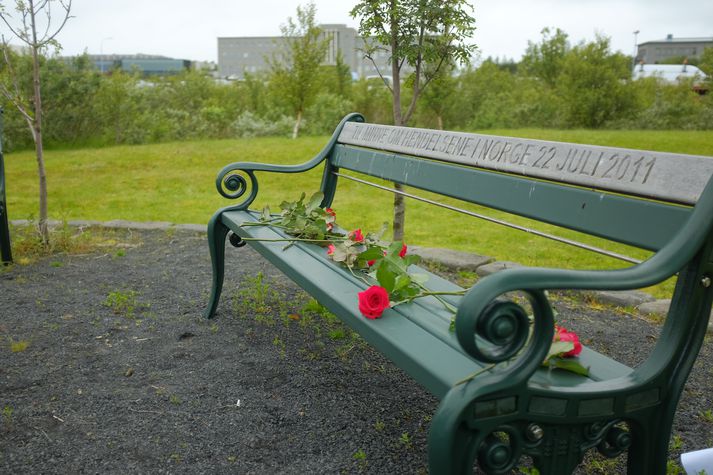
[232,111,294,138]
[304,93,354,135]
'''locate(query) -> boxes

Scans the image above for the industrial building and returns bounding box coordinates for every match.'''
[636,35,713,64]
[217,24,392,80]
[85,54,191,75]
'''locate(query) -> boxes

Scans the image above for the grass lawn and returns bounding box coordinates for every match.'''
[6,129,713,298]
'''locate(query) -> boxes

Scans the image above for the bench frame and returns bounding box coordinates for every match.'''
[205,114,713,474]
[0,109,12,265]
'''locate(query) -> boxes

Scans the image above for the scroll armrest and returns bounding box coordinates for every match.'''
[454,175,713,381]
[214,113,364,209]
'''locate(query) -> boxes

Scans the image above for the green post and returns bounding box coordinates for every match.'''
[0,108,12,265]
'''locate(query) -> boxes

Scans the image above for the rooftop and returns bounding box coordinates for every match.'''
[632,63,707,82]
[639,35,713,45]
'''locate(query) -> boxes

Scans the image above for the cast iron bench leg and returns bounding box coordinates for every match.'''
[204,211,229,319]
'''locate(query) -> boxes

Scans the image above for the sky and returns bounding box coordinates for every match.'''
[5,0,712,63]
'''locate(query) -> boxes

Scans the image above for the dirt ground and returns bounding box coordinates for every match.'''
[1,227,711,474]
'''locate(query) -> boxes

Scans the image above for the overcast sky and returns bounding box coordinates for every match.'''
[7,0,712,63]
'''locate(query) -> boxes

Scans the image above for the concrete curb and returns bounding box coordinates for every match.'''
[9,219,713,334]
[411,246,713,335]
[11,219,206,233]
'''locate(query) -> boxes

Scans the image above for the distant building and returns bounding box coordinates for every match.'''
[632,62,707,82]
[218,24,393,80]
[632,62,709,94]
[82,54,191,76]
[636,35,713,64]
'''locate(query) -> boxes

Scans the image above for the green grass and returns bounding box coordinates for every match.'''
[6,130,713,299]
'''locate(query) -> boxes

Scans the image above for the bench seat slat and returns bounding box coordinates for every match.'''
[220,210,633,398]
[332,144,692,251]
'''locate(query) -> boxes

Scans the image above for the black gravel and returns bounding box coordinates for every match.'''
[0,227,711,474]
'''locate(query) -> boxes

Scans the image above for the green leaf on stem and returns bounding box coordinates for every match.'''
[546,357,590,377]
[359,246,385,261]
[261,206,271,222]
[376,263,396,293]
[410,273,429,285]
[307,191,323,212]
[544,341,573,361]
[394,273,412,292]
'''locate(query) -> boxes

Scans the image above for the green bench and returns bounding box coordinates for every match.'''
[204,113,713,474]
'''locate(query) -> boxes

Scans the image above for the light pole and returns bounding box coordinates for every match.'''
[100,37,113,73]
[632,30,640,71]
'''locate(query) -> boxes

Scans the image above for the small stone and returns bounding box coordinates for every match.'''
[102,220,173,230]
[636,299,671,317]
[67,220,102,227]
[124,368,134,377]
[475,261,523,277]
[409,246,493,271]
[173,224,206,233]
[594,290,655,308]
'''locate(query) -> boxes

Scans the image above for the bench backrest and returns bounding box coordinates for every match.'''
[329,118,713,252]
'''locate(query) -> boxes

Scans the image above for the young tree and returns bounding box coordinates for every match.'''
[520,27,569,88]
[558,35,633,128]
[0,0,72,245]
[268,2,328,139]
[420,63,457,129]
[350,0,476,241]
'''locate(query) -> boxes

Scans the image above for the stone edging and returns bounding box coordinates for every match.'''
[10,220,713,334]
[410,246,713,335]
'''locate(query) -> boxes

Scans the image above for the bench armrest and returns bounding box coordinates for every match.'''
[453,176,713,382]
[214,113,364,209]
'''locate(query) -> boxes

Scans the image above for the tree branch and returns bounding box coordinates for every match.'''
[363,50,394,94]
[1,37,31,107]
[0,12,28,42]
[39,0,72,47]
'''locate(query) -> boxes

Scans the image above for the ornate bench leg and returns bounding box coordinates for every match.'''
[204,212,229,319]
[625,408,675,475]
[429,386,483,474]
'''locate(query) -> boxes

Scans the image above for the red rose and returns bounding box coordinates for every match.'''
[325,207,336,218]
[399,244,407,258]
[327,244,335,256]
[349,229,364,243]
[367,259,376,266]
[555,326,582,357]
[358,286,390,319]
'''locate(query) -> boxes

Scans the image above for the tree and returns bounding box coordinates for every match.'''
[0,0,72,245]
[268,2,328,139]
[699,47,713,79]
[350,0,476,241]
[558,35,633,128]
[520,27,569,88]
[420,63,457,129]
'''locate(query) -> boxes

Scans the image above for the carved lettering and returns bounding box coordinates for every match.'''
[339,123,705,203]
[520,144,533,165]
[601,154,619,179]
[487,141,505,161]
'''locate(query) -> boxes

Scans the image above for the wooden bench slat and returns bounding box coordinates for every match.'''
[332,144,692,251]
[339,122,713,205]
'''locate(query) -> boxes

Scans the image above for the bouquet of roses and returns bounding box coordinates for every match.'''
[246,191,588,377]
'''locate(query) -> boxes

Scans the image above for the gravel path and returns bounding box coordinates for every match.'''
[1,227,711,474]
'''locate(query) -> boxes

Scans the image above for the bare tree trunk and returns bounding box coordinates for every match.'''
[29,3,49,246]
[437,115,444,130]
[292,109,302,140]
